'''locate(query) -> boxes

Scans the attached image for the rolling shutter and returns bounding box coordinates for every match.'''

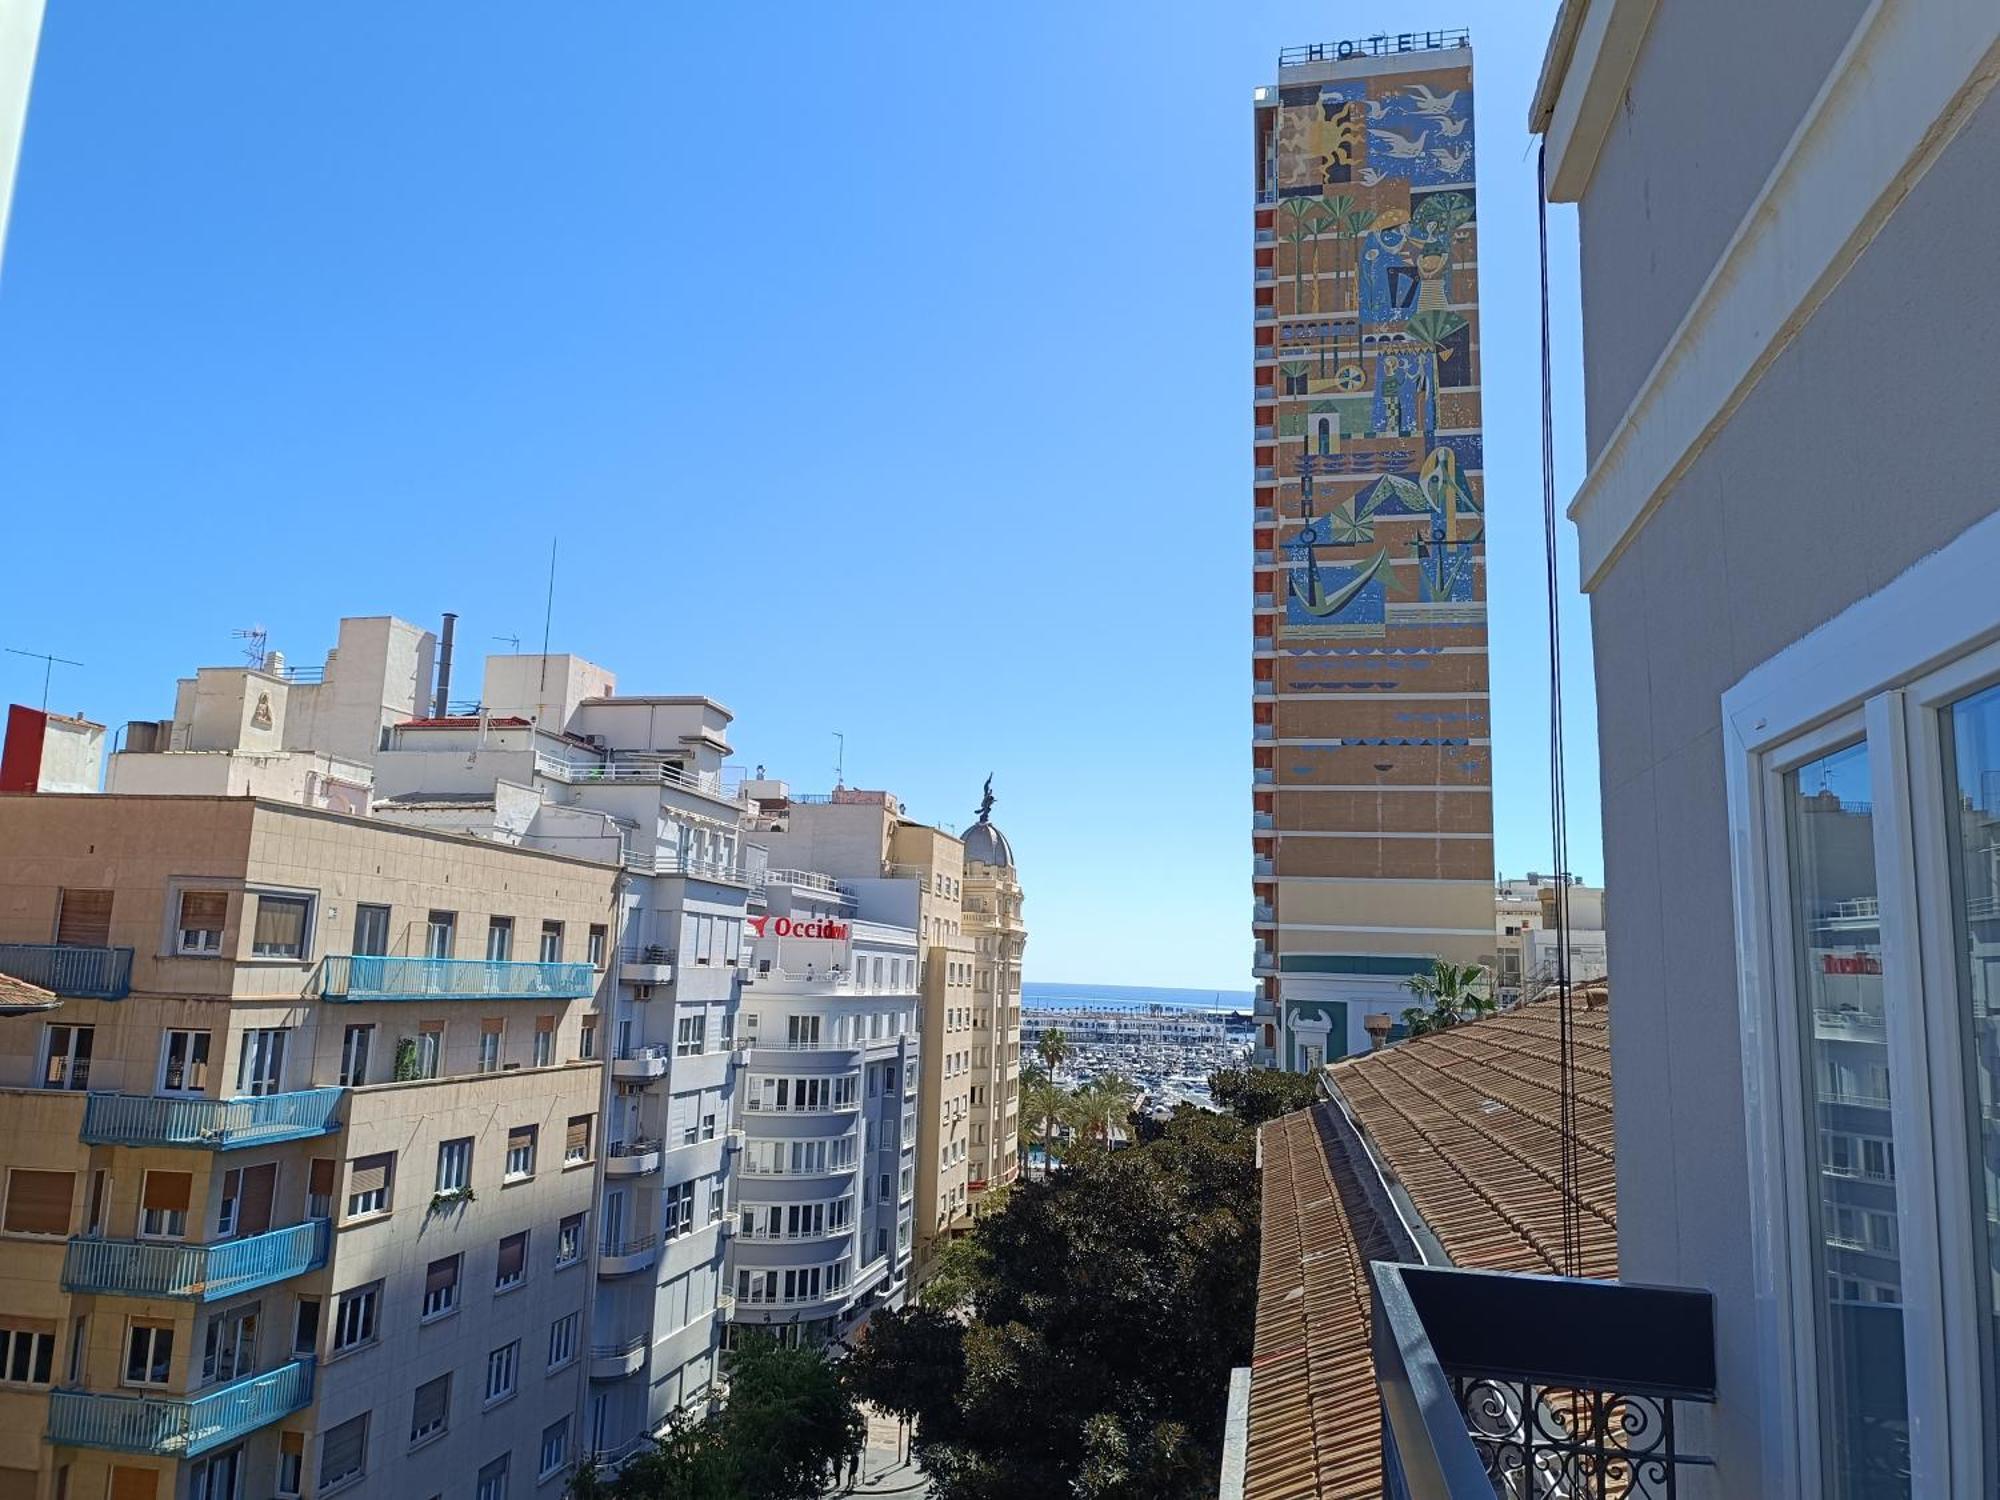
[347,1156,389,1200]
[108,1468,158,1500]
[308,1158,335,1200]
[56,889,113,947]
[236,1164,276,1237]
[140,1172,192,1215]
[4,1171,73,1236]
[495,1234,526,1283]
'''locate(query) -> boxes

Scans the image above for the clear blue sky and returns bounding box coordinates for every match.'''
[0,2,1596,991]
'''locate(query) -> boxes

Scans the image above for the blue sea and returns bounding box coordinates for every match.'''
[1024,982,1255,1017]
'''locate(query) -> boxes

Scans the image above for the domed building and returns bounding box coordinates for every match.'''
[961,778,1027,1209]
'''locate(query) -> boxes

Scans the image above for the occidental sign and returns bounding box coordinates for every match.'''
[748,916,849,941]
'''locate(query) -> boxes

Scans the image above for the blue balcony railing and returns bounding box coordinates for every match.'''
[318,954,597,1001]
[81,1089,342,1150]
[48,1357,313,1457]
[0,943,133,1000]
[63,1220,328,1301]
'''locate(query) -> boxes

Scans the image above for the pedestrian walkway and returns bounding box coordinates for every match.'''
[824,1405,931,1498]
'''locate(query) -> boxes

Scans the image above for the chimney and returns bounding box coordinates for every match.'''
[1364,1013,1393,1050]
[433,612,458,717]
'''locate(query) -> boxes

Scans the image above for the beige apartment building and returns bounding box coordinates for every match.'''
[0,793,615,1500]
[960,793,1024,1211]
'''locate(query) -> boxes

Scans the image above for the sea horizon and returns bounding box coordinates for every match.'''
[1024,980,1255,1014]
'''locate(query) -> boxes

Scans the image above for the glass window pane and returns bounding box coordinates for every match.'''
[1944,681,2000,1484]
[1787,739,1908,1496]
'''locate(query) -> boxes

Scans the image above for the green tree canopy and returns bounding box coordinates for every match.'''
[845,1109,1260,1499]
[1207,1066,1321,1126]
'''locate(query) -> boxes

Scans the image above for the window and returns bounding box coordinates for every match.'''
[176,890,228,954]
[539,920,564,963]
[533,1015,554,1067]
[588,923,608,967]
[421,1256,459,1320]
[788,1015,820,1048]
[415,1023,443,1078]
[710,1183,726,1221]
[237,1028,287,1096]
[664,1181,695,1240]
[556,1212,585,1268]
[138,1171,191,1240]
[701,1110,717,1142]
[220,1165,277,1239]
[352,903,390,957]
[307,1158,334,1220]
[292,1297,320,1357]
[547,1312,578,1371]
[277,1430,305,1496]
[410,1372,450,1444]
[495,1232,527,1292]
[0,1325,54,1385]
[332,1283,380,1352]
[565,1114,594,1164]
[42,1024,92,1091]
[476,1455,509,1500]
[505,1125,537,1180]
[4,1169,72,1236]
[486,916,514,962]
[250,893,310,959]
[435,1138,471,1193]
[200,1303,258,1384]
[344,1154,392,1219]
[319,1412,367,1490]
[477,1018,502,1073]
[125,1322,174,1386]
[540,1416,570,1479]
[676,1012,707,1057]
[338,1024,373,1087]
[484,1340,519,1404]
[426,910,456,958]
[160,1028,210,1095]
[579,1017,597,1060]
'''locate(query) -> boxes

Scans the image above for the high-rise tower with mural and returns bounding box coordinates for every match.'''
[1250,31,1494,1069]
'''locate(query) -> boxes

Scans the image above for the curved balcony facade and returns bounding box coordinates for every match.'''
[47,1357,314,1457]
[63,1220,328,1301]
[81,1088,342,1150]
[317,953,596,1002]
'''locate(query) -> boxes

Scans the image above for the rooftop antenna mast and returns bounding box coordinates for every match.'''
[5,647,84,713]
[536,536,557,725]
[493,634,522,653]
[231,625,268,669]
[832,732,845,790]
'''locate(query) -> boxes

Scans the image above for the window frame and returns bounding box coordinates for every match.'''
[1723,511,2000,1496]
[247,890,313,961]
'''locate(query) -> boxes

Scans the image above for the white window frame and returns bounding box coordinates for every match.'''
[158,1028,211,1097]
[1723,509,2000,1497]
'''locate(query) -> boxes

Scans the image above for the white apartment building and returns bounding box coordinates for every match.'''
[1493,873,1607,1005]
[730,904,919,1344]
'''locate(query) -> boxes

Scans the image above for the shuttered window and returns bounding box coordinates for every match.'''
[307,1157,335,1216]
[319,1412,368,1488]
[236,1163,276,1237]
[4,1170,72,1236]
[251,895,309,959]
[107,1468,157,1500]
[140,1172,191,1214]
[345,1154,392,1219]
[505,1126,536,1180]
[422,1256,459,1319]
[411,1373,451,1442]
[495,1233,527,1291]
[176,891,229,953]
[565,1114,593,1164]
[55,889,112,947]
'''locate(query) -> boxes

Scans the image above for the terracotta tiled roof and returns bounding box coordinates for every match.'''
[1241,994,1616,1499]
[0,971,59,1011]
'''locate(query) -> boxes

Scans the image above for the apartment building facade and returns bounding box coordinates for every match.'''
[960,791,1024,1212]
[1250,30,1495,1071]
[1527,0,2000,1492]
[0,794,612,1500]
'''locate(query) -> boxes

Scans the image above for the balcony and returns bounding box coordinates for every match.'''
[1254,425,1275,441]
[0,943,133,1000]
[47,1357,314,1457]
[534,752,738,804]
[589,1335,648,1382]
[605,1139,664,1177]
[1255,266,1275,282]
[1253,857,1274,878]
[318,954,596,1002]
[1254,811,1275,829]
[1254,466,1276,482]
[611,1045,671,1082]
[63,1220,328,1301]
[1254,683,1275,698]
[1252,725,1274,742]
[1254,506,1275,524]
[1253,902,1275,923]
[81,1089,342,1150]
[1253,768,1275,786]
[619,945,675,986]
[1255,228,1275,243]
[1370,1264,1714,1499]
[1254,593,1274,610]
[1254,384,1275,400]
[598,1236,659,1277]
[620,848,753,886]
[1255,307,1276,322]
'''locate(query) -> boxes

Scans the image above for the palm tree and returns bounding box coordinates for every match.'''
[1339,203,1380,364]
[1279,198,1319,323]
[1036,1026,1070,1078]
[1402,959,1492,1032]
[1075,1073,1138,1149]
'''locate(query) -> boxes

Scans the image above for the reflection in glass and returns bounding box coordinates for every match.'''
[1787,740,1908,1496]
[1944,683,2000,1485]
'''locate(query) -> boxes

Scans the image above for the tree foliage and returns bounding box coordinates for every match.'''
[1207,1066,1321,1127]
[1398,958,1495,1037]
[845,1109,1260,1499]
[578,1334,863,1500]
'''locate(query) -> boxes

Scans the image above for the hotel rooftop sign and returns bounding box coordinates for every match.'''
[1278,29,1470,67]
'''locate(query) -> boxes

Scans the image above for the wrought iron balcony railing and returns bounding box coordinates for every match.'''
[63,1220,329,1301]
[81,1088,343,1149]
[318,953,597,1001]
[0,942,134,999]
[47,1357,314,1456]
[1371,1263,1715,1500]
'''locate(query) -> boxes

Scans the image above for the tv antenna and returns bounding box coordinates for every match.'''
[231,625,269,669]
[5,647,84,713]
[832,731,845,789]
[493,634,522,653]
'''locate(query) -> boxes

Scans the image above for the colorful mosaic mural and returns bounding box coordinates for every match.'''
[1265,64,1484,644]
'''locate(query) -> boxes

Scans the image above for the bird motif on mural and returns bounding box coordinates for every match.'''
[1358,166,1389,186]
[1363,95,1391,121]
[1370,127,1430,159]
[1433,114,1470,138]
[1433,144,1471,176]
[1406,84,1461,117]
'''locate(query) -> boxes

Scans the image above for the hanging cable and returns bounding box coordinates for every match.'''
[1537,140,1582,1279]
